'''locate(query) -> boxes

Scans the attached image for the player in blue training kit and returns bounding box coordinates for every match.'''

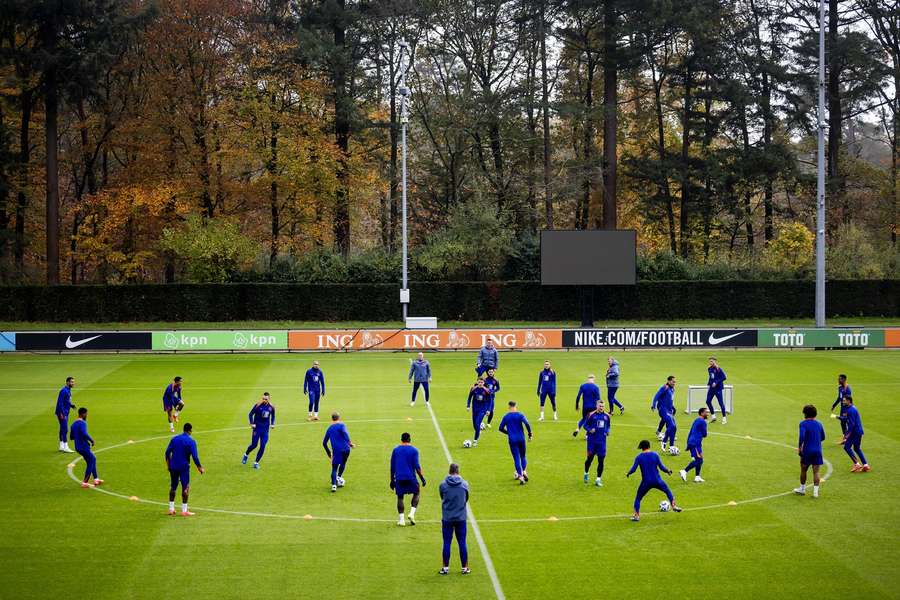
[536,360,557,421]
[706,357,727,423]
[484,369,500,428]
[55,376,76,453]
[627,439,682,521]
[242,393,275,469]
[475,339,499,376]
[651,376,677,451]
[466,378,492,445]
[323,412,354,492]
[162,376,184,433]
[830,374,852,435]
[794,404,826,497]
[499,401,533,484]
[838,396,870,473]
[165,423,204,516]
[390,432,427,526]
[606,357,625,414]
[680,407,709,483]
[408,352,432,406]
[71,407,102,488]
[583,402,611,486]
[573,375,601,437]
[303,361,325,421]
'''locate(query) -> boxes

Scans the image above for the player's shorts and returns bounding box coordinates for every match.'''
[169,467,190,490]
[587,440,607,457]
[800,452,823,466]
[395,479,419,496]
[688,445,702,459]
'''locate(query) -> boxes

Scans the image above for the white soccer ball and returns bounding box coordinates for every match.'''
[668,446,680,456]
[659,500,671,512]
[463,439,473,448]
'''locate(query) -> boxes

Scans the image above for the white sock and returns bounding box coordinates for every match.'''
[398,514,405,525]
[314,412,318,418]
[813,485,820,496]
[169,501,175,511]
[409,507,417,518]
[181,503,188,513]
[799,484,806,493]
[540,411,544,418]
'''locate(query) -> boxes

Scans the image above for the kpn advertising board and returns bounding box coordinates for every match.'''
[152,330,287,351]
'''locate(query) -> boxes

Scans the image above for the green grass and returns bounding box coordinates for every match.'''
[1,350,899,599]
[2,317,899,329]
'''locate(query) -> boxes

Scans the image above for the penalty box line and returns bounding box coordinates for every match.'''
[426,402,506,600]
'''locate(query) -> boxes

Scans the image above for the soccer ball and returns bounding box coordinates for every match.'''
[463,440,473,448]
[668,446,680,456]
[659,500,671,512]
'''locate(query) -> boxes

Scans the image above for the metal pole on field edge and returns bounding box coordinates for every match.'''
[399,39,410,322]
[815,0,826,327]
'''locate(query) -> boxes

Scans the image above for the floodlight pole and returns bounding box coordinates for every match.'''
[399,39,410,322]
[815,0,826,327]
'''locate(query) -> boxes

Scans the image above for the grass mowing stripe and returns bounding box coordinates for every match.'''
[427,402,506,599]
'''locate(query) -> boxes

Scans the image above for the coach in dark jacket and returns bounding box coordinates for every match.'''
[438,463,470,574]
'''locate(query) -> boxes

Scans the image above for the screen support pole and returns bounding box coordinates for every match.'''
[580,286,594,328]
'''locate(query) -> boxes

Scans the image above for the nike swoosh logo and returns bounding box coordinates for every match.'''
[708,332,744,345]
[65,335,102,349]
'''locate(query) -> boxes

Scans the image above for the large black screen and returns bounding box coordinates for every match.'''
[540,230,636,285]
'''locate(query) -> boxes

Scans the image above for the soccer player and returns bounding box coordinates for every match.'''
[390,432,427,526]
[606,357,625,414]
[55,376,76,453]
[839,396,870,472]
[499,401,533,484]
[680,407,709,483]
[165,423,204,517]
[162,376,184,433]
[583,401,611,487]
[536,360,557,421]
[323,412,354,492]
[303,361,325,421]
[475,339,498,376]
[573,374,601,437]
[71,407,102,488]
[466,377,491,446]
[408,352,432,407]
[242,393,275,469]
[830,374,852,435]
[651,376,677,451]
[439,463,470,575]
[626,439,682,521]
[794,404,826,497]
[706,357,727,423]
[484,368,500,428]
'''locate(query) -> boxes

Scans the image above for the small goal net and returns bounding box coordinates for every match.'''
[685,385,734,414]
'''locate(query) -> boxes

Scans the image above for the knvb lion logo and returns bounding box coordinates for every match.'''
[522,330,547,348]
[446,330,470,348]
[360,331,384,349]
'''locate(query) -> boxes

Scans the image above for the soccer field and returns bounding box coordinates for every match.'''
[2,350,898,599]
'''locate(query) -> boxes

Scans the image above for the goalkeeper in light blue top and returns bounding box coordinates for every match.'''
[242,393,275,469]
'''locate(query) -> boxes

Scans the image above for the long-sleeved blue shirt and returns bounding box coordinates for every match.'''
[323,422,351,455]
[55,386,73,417]
[70,419,93,452]
[408,359,431,382]
[467,384,491,408]
[585,411,611,444]
[627,451,669,484]
[249,402,275,431]
[652,384,675,415]
[686,417,708,448]
[499,411,532,443]
[484,375,500,400]
[707,366,727,388]
[798,419,826,454]
[606,361,620,388]
[390,444,421,483]
[842,405,864,438]
[477,346,499,369]
[304,368,325,395]
[831,383,852,410]
[576,382,601,411]
[162,384,182,410]
[165,433,202,471]
[537,368,557,395]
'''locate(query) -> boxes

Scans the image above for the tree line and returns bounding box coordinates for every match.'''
[0,0,897,284]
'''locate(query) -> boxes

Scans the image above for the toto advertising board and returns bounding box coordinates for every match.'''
[288,329,562,351]
[758,328,885,348]
[152,330,288,351]
[562,329,758,348]
[15,332,151,351]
